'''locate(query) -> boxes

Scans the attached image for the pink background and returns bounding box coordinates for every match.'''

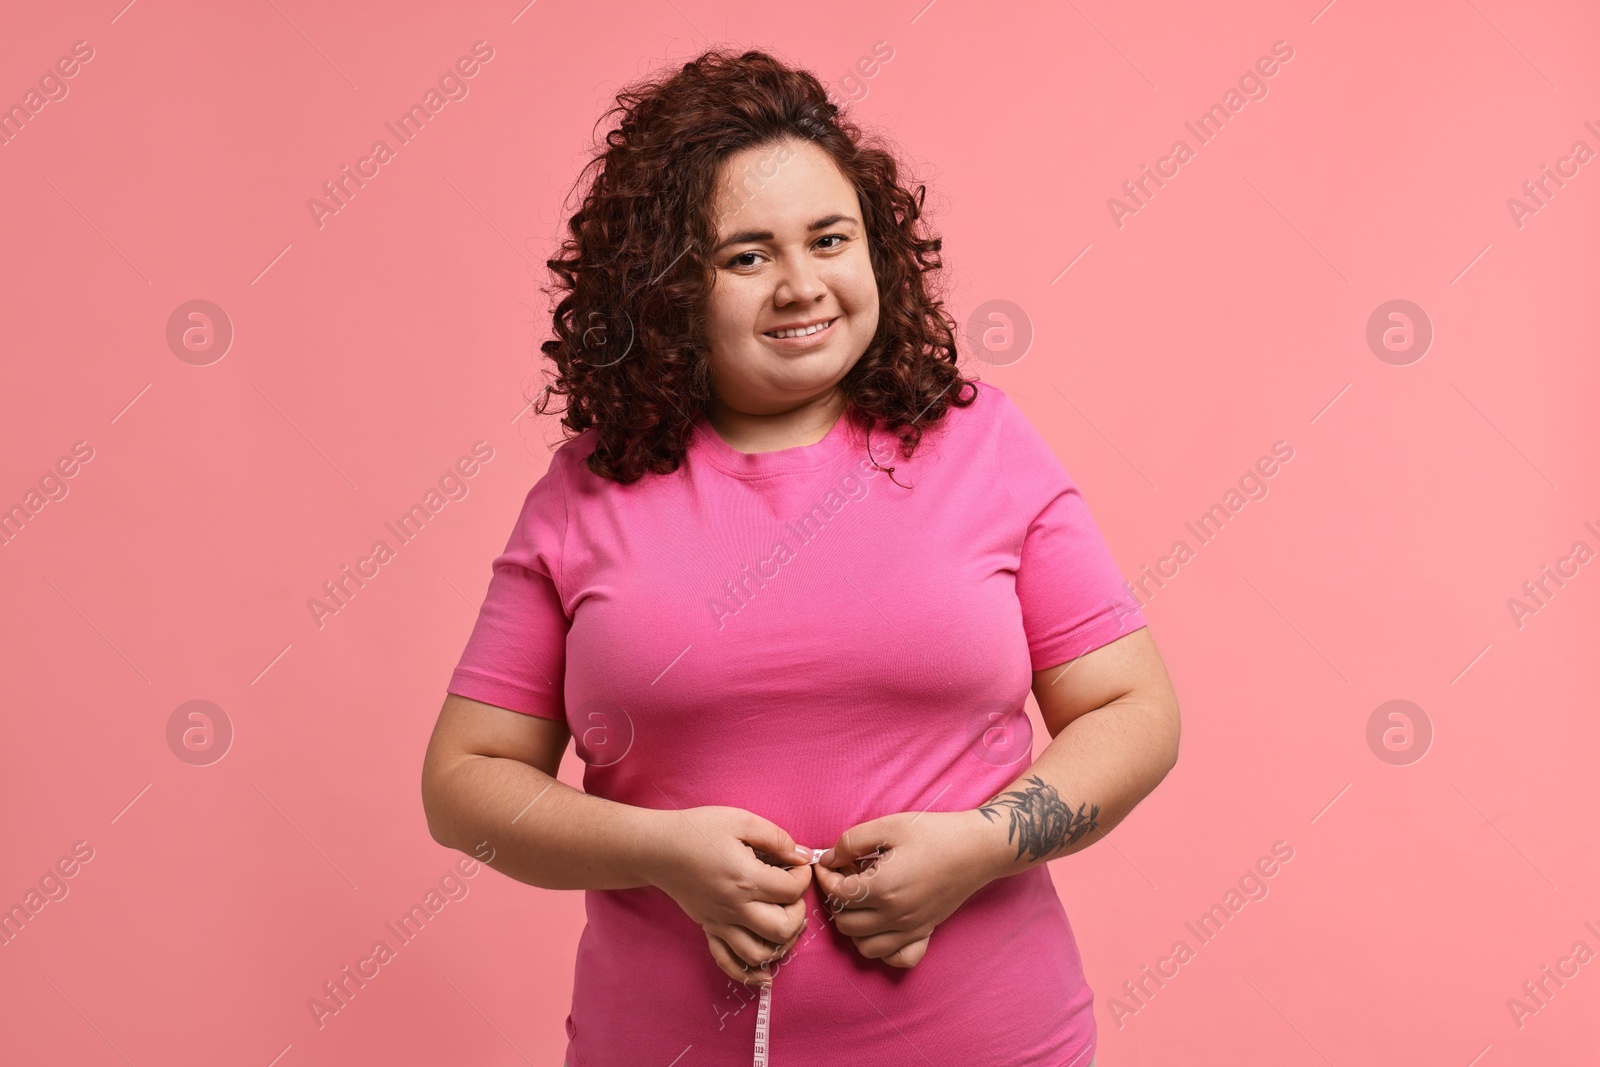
[2,1,1597,1064]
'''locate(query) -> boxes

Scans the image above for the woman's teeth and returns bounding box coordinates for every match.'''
[765,318,834,338]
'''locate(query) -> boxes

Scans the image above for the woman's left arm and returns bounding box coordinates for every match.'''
[975,625,1180,875]
[814,626,1180,965]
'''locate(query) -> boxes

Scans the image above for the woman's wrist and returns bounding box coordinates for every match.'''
[621,804,671,888]
[968,771,1106,881]
[957,805,1031,884]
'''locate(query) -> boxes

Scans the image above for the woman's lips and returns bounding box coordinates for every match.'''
[761,316,837,350]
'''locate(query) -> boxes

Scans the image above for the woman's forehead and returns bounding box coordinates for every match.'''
[712,142,857,234]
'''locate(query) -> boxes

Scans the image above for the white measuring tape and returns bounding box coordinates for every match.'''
[750,846,828,1066]
[752,981,773,1067]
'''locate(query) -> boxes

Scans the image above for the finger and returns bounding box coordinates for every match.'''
[737,814,813,870]
[737,896,808,945]
[781,895,809,942]
[767,903,811,962]
[851,928,929,963]
[817,817,896,868]
[705,931,770,986]
[830,906,892,938]
[742,853,816,904]
[714,922,789,973]
[705,931,748,985]
[814,863,876,910]
[885,935,930,968]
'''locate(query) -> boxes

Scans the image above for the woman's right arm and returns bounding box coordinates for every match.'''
[420,693,816,982]
[421,692,662,890]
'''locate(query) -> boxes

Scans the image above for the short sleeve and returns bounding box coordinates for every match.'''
[994,389,1148,671]
[445,448,572,719]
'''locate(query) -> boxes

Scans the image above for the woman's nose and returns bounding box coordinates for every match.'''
[773,256,827,303]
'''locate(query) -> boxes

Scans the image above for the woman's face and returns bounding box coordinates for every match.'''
[702,137,880,417]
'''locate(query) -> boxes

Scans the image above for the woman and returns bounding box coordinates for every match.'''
[421,48,1180,1067]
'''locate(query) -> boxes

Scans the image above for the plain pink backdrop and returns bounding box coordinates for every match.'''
[1,1,1596,1064]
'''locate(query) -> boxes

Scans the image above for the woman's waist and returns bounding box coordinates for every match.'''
[570,875,1095,1063]
[576,867,1088,1001]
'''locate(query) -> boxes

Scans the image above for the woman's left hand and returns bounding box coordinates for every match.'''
[812,808,1001,969]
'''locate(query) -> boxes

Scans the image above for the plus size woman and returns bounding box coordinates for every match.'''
[421,48,1180,1067]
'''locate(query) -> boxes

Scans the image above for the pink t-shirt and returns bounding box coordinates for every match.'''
[447,378,1146,1066]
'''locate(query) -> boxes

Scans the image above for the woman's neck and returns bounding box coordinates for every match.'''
[706,389,848,454]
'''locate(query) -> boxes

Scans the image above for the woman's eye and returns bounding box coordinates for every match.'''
[724,236,846,269]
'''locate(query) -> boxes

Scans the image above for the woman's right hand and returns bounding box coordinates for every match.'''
[638,805,815,986]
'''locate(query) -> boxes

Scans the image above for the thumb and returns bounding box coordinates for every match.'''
[739,813,813,867]
[818,816,896,869]
[884,933,931,969]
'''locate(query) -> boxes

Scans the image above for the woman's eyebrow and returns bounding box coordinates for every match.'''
[712,214,859,253]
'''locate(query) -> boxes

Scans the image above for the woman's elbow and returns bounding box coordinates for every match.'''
[1159,695,1182,776]
[420,756,464,847]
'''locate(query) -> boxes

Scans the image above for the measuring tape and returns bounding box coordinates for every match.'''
[752,982,773,1066]
[752,846,852,1066]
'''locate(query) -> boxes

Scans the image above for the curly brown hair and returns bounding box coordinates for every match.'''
[533,47,978,484]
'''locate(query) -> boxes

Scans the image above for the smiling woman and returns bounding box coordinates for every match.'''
[520,49,969,484]
[700,139,881,454]
[421,47,1175,1067]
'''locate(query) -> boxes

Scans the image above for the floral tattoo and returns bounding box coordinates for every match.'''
[977,775,1100,864]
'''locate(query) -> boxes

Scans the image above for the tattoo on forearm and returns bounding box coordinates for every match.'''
[977,775,1099,864]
